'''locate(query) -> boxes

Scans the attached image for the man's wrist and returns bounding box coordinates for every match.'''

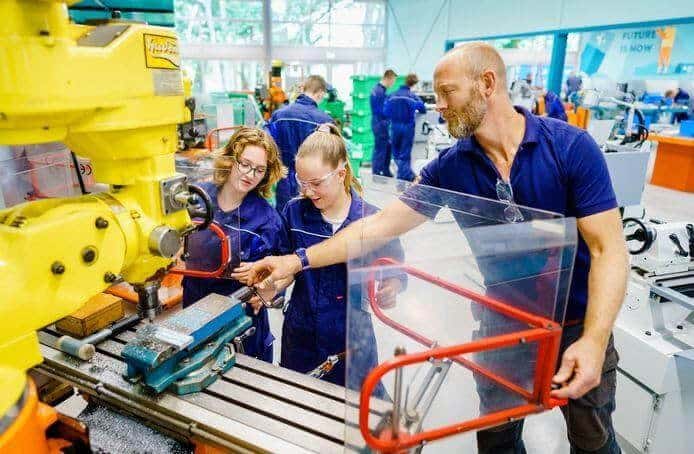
[294,248,310,271]
[581,327,611,349]
[288,254,302,274]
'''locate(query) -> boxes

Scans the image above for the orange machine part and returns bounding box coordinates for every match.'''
[0,380,60,454]
[194,443,228,454]
[650,134,694,192]
[576,107,590,129]
[536,96,546,115]
[106,274,183,309]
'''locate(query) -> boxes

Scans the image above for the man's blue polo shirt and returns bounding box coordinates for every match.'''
[417,107,617,321]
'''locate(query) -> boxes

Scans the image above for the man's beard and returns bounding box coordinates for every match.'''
[445,91,487,139]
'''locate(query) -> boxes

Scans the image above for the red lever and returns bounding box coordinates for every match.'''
[169,221,231,279]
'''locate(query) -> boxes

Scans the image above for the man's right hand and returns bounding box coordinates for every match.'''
[248,254,303,288]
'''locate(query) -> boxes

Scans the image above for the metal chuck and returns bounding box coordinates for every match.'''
[134,281,162,321]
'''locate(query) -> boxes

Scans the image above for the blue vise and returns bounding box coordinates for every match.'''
[122,288,255,395]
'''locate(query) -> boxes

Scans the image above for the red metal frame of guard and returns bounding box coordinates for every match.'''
[169,221,231,278]
[361,257,566,452]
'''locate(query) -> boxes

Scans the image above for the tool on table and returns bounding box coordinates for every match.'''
[57,314,141,361]
[308,352,346,380]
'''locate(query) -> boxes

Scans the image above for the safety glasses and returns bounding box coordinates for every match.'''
[295,164,344,191]
[495,179,525,223]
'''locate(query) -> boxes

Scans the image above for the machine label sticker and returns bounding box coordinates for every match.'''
[152,69,184,96]
[144,33,180,69]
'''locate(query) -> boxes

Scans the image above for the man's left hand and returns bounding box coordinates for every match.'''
[550,336,606,400]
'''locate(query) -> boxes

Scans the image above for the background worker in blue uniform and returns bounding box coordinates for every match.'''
[565,71,583,101]
[545,90,568,122]
[665,87,691,122]
[370,69,397,176]
[266,75,334,212]
[383,73,426,181]
[262,123,405,388]
[182,127,287,363]
[249,43,629,454]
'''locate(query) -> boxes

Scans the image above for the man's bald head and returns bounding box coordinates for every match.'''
[436,42,507,92]
[433,42,511,138]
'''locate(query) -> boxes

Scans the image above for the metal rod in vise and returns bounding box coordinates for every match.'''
[56,314,141,360]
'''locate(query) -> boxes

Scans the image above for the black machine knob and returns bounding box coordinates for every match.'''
[686,224,694,260]
[669,233,688,257]
[622,218,654,255]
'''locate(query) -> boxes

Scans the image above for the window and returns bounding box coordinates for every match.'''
[271,0,386,48]
[183,59,264,93]
[175,0,264,45]
[176,0,387,98]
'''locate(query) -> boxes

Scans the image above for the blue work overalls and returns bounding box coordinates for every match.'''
[182,182,286,363]
[279,191,406,390]
[370,82,392,177]
[383,85,426,181]
[266,94,334,212]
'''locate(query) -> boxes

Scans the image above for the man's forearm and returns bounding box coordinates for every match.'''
[305,201,427,269]
[306,216,369,269]
[582,243,629,347]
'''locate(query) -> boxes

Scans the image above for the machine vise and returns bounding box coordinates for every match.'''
[122,288,255,395]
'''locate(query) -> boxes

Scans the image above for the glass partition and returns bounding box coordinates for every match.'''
[345,179,577,452]
[0,143,82,208]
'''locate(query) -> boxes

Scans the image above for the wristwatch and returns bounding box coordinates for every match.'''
[294,247,311,271]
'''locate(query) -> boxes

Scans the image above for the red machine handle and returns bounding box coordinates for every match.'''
[169,221,231,279]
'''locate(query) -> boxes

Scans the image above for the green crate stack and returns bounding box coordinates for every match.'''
[345,140,363,178]
[318,99,346,125]
[350,110,371,130]
[351,93,370,112]
[349,75,377,163]
[348,74,406,163]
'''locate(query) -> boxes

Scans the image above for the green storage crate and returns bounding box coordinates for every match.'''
[351,132,374,144]
[346,141,364,178]
[350,109,371,130]
[351,109,370,118]
[351,125,372,137]
[351,94,371,112]
[347,140,363,159]
[349,157,362,178]
[350,75,381,96]
[361,143,373,162]
[318,99,346,123]
[351,74,407,96]
[350,115,371,130]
